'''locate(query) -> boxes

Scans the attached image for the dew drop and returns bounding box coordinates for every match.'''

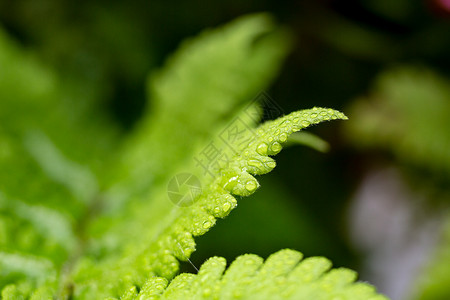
[222,202,231,212]
[256,142,268,155]
[301,120,310,127]
[202,221,212,229]
[248,159,263,168]
[311,113,318,118]
[280,120,291,130]
[223,175,238,190]
[279,133,288,142]
[270,142,282,154]
[245,180,258,192]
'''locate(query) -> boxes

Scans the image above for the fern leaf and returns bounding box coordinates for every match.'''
[113,13,291,192]
[0,12,358,300]
[0,23,117,297]
[73,107,346,298]
[135,249,388,300]
[71,14,294,299]
[155,107,346,271]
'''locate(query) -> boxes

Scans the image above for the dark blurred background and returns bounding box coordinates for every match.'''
[1,1,450,299]
[1,0,448,128]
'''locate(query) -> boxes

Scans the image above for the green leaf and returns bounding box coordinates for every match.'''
[70,14,294,298]
[0,22,118,297]
[136,249,388,300]
[0,12,366,300]
[114,13,291,190]
[71,107,346,299]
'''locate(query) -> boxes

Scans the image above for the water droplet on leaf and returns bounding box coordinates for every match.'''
[269,142,282,154]
[256,142,268,155]
[245,180,257,192]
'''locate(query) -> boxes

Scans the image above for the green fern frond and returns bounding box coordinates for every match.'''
[148,107,347,274]
[0,12,371,300]
[0,23,117,298]
[115,13,291,189]
[134,249,387,300]
[70,14,296,299]
[72,107,346,299]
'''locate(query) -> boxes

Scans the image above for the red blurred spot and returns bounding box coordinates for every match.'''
[427,0,450,18]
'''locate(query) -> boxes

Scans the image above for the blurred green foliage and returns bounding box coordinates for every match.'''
[345,67,450,182]
[414,218,450,300]
[345,67,450,300]
[2,12,375,299]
